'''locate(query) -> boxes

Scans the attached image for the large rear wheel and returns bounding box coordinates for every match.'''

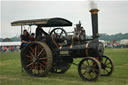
[21,42,53,77]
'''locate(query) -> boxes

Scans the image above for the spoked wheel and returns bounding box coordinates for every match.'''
[50,63,71,74]
[21,42,53,77]
[101,55,114,76]
[78,57,101,81]
[50,28,67,39]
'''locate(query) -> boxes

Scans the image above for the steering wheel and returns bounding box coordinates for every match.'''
[50,28,67,39]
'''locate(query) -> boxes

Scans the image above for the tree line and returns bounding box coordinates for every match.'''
[99,33,128,41]
[0,33,128,42]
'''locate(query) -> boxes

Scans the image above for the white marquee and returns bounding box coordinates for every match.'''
[0,42,21,46]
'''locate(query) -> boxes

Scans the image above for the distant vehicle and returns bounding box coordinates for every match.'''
[11,9,114,81]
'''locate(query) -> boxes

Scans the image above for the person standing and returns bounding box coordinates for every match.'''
[35,25,48,39]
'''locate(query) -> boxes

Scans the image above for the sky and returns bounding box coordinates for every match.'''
[1,0,128,38]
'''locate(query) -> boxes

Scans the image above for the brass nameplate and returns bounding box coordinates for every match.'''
[60,51,69,54]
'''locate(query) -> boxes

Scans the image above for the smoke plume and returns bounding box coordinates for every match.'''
[89,0,98,9]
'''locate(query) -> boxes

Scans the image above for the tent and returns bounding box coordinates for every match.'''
[0,42,21,46]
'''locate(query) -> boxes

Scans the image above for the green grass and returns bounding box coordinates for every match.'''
[0,48,128,85]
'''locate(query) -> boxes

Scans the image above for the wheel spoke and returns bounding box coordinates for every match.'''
[89,73,93,79]
[106,62,111,65]
[86,60,90,66]
[81,64,86,69]
[37,48,45,57]
[54,31,57,35]
[28,60,32,62]
[41,50,46,57]
[103,69,105,74]
[29,51,34,58]
[26,55,32,58]
[104,58,107,64]
[106,66,111,69]
[81,66,85,69]
[82,70,87,75]
[40,63,45,70]
[59,30,64,38]
[34,46,37,56]
[27,62,34,67]
[29,47,34,53]
[33,65,37,73]
[41,61,47,65]
[105,69,109,73]
[92,69,97,76]
[37,46,39,55]
[39,57,47,60]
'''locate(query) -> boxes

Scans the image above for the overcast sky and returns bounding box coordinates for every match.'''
[1,0,128,38]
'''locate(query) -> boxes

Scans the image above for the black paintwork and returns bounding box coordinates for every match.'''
[11,18,72,27]
[91,14,99,38]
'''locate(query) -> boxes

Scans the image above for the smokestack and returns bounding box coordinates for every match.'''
[90,9,99,39]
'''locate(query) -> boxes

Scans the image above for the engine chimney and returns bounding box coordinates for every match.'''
[90,9,99,39]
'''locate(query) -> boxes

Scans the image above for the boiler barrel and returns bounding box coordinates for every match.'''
[59,41,104,57]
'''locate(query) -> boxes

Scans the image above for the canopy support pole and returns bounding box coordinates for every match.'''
[30,26,31,34]
[21,25,24,72]
[21,25,23,35]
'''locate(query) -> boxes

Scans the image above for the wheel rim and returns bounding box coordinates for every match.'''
[101,56,114,76]
[22,42,52,77]
[78,57,101,81]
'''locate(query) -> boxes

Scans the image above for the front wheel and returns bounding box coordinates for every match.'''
[78,57,101,81]
[101,55,114,76]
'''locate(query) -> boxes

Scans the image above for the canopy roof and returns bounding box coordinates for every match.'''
[11,17,72,27]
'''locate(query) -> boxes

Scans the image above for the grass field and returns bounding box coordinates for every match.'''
[0,48,128,85]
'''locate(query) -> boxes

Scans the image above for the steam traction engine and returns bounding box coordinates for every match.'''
[11,9,114,81]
